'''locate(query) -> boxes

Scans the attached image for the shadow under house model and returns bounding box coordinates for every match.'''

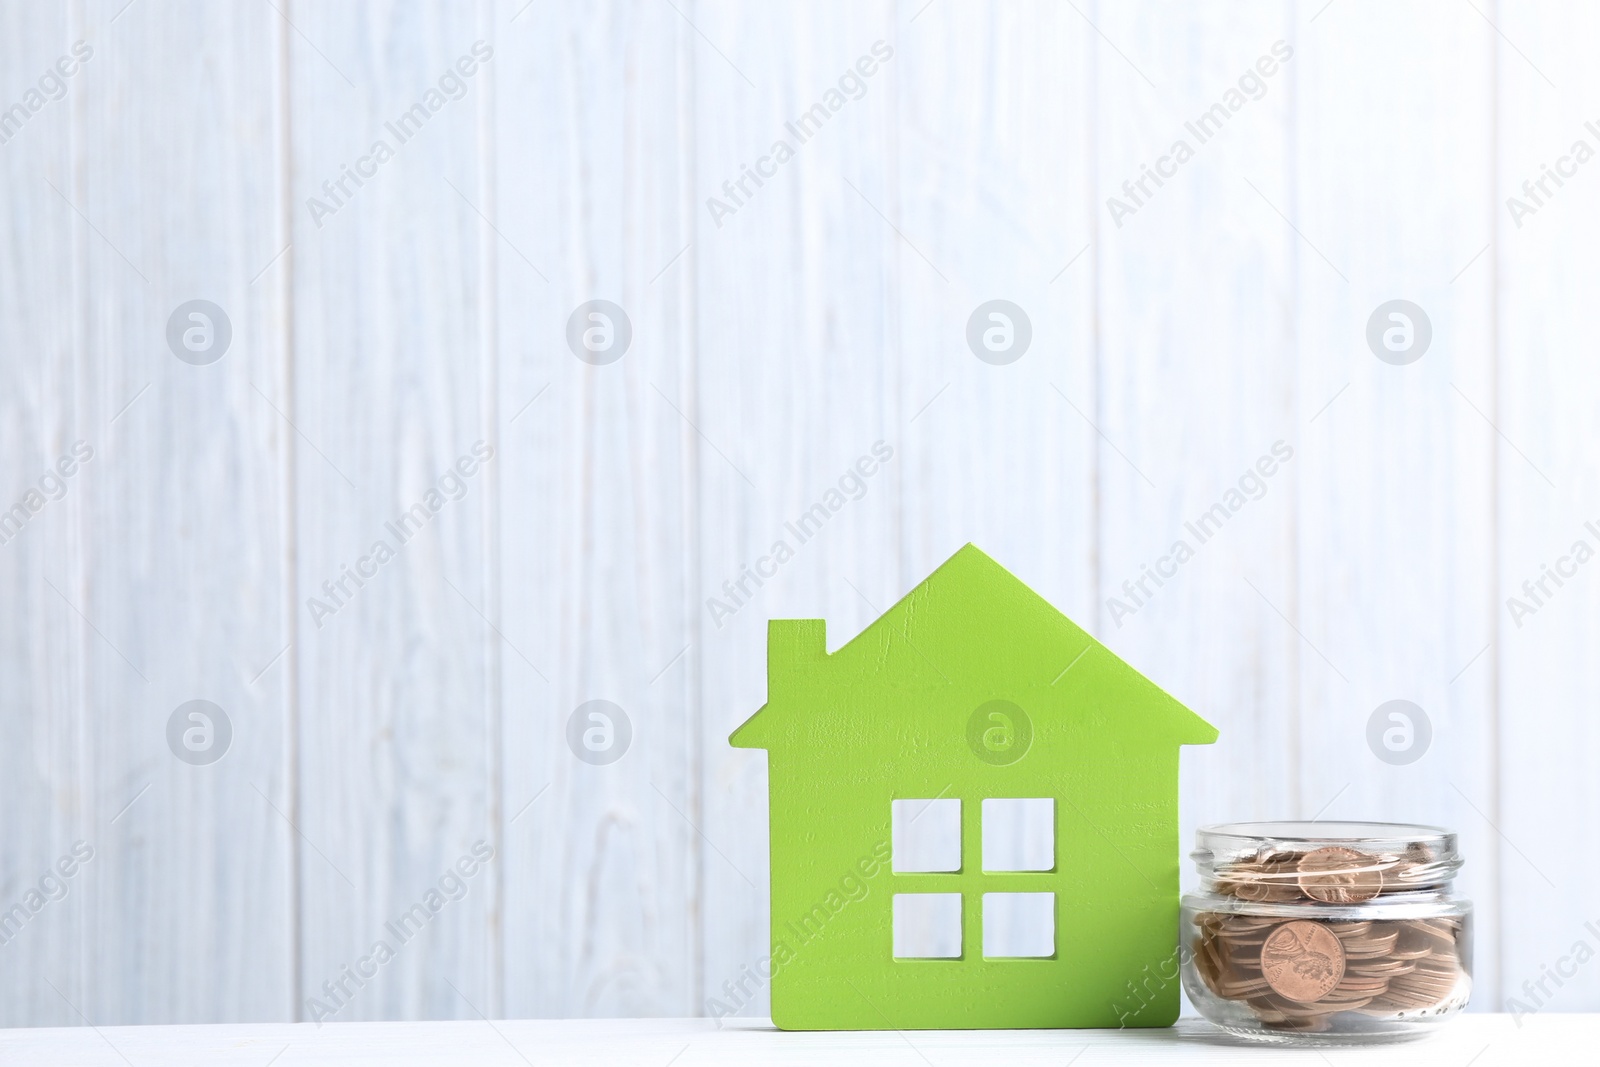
[729,543,1218,1030]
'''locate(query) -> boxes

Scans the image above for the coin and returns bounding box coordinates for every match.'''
[1343,929,1400,959]
[1260,920,1347,1003]
[1297,846,1384,903]
[1346,958,1414,976]
[1193,850,1468,1032]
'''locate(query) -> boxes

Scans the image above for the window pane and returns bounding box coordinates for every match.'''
[892,798,961,872]
[893,893,962,958]
[981,797,1054,871]
[983,892,1054,958]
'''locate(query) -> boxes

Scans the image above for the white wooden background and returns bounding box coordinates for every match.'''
[1,0,1595,1028]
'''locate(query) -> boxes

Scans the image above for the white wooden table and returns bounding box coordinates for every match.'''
[0,1015,1588,1065]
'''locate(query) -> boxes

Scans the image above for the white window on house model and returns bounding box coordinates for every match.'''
[981,798,1055,872]
[890,797,1056,959]
[891,798,961,873]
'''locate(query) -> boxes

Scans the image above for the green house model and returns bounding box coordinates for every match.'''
[729,544,1217,1030]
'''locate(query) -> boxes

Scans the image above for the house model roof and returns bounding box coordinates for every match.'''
[730,542,1217,749]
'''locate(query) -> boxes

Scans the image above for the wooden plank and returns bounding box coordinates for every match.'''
[892,4,1098,635]
[494,0,700,1018]
[0,0,90,1030]
[1290,0,1499,1005]
[691,0,903,1023]
[1493,0,1600,1016]
[67,0,295,1023]
[1091,1,1298,935]
[288,1,492,1023]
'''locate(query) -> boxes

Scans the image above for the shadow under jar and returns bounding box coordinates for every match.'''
[1180,821,1472,1044]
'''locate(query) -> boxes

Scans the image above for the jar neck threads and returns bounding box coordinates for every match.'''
[1193,822,1462,902]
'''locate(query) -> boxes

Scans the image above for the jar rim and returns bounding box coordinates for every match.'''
[1197,820,1453,845]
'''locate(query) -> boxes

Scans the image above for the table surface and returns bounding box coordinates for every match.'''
[0,1015,1589,1065]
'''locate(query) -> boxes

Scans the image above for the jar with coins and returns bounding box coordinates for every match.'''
[1180,822,1471,1043]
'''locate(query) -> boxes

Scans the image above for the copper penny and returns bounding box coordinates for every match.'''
[1297,846,1383,903]
[1260,920,1346,1003]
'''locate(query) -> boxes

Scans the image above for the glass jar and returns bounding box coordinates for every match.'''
[1180,821,1471,1044]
